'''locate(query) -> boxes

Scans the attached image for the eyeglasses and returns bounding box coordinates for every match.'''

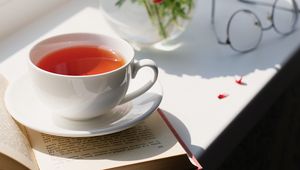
[211,0,299,53]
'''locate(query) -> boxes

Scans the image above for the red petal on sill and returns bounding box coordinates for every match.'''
[235,77,247,85]
[218,94,228,99]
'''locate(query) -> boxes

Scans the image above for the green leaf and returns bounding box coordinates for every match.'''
[115,0,126,7]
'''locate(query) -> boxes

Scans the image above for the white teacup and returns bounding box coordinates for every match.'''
[29,33,158,120]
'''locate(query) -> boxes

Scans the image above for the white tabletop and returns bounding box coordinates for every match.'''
[0,0,299,162]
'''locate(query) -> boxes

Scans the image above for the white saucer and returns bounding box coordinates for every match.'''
[4,74,163,137]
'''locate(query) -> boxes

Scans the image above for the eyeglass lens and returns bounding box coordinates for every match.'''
[273,0,298,34]
[228,10,263,52]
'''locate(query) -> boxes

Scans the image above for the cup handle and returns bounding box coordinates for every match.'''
[120,59,158,104]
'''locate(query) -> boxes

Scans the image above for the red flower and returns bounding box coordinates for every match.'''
[153,0,163,4]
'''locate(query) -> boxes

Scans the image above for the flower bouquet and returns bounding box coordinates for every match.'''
[115,0,195,39]
[100,0,196,49]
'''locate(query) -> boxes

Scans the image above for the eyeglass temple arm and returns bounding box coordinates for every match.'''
[238,0,300,12]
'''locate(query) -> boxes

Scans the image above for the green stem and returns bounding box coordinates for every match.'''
[153,4,168,39]
[187,0,195,16]
[142,0,154,24]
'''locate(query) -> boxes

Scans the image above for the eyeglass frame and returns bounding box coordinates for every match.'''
[211,0,299,53]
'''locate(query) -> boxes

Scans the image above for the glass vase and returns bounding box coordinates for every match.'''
[99,0,196,50]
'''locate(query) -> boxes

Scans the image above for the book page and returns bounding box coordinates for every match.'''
[26,111,189,170]
[0,153,29,170]
[0,75,37,170]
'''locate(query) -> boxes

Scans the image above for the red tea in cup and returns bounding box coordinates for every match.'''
[36,45,125,76]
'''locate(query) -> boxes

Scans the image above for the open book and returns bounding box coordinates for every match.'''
[0,76,200,170]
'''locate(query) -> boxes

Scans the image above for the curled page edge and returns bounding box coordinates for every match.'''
[157,108,202,170]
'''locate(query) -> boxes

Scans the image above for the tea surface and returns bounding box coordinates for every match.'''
[37,46,125,76]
